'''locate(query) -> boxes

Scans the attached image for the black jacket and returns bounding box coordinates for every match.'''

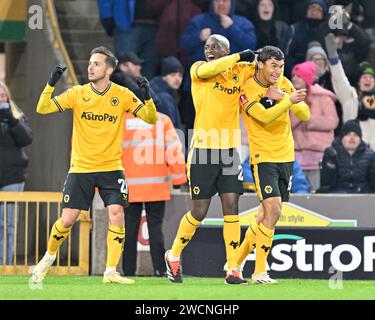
[110,70,162,108]
[150,76,182,130]
[0,114,33,187]
[320,138,375,193]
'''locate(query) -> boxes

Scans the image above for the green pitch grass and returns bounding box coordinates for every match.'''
[0,276,374,300]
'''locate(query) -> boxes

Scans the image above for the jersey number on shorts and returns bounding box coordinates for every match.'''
[117,178,128,194]
[238,166,244,181]
[287,176,293,191]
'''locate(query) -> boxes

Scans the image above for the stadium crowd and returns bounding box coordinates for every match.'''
[0,0,374,280]
[97,0,375,193]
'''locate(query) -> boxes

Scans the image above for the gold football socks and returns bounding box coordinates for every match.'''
[170,211,201,259]
[47,219,71,255]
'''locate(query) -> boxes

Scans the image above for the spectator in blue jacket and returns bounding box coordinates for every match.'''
[97,0,159,79]
[150,57,184,131]
[179,0,257,131]
[180,0,256,63]
[242,156,310,194]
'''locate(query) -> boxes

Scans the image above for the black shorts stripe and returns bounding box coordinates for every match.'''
[224,220,239,223]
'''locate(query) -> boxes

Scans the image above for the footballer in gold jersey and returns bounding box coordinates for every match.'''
[165,35,256,285]
[32,47,157,285]
[236,46,310,284]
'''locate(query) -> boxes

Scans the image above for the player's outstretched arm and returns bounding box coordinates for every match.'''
[290,102,310,121]
[282,78,310,121]
[36,64,67,114]
[135,77,157,124]
[194,49,255,79]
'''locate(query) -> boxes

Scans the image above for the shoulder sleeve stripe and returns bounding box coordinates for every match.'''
[194,62,205,80]
[245,101,257,115]
[195,65,203,80]
[52,97,64,112]
[133,104,144,116]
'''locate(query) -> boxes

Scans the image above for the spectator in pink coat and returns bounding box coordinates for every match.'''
[290,61,339,191]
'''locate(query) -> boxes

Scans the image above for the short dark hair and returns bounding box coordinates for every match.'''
[90,46,118,69]
[257,46,284,63]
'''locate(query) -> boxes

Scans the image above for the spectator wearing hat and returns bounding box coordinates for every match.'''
[290,61,339,191]
[306,41,344,135]
[150,57,184,130]
[355,62,375,122]
[319,119,375,193]
[280,0,329,77]
[306,41,329,87]
[111,51,162,109]
[325,32,375,149]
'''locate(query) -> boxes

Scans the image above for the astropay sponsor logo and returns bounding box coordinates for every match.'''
[213,82,240,95]
[81,112,118,124]
[254,235,375,273]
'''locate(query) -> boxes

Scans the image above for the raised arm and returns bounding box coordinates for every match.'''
[36,64,68,114]
[133,77,157,124]
[325,33,358,122]
[193,50,255,79]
